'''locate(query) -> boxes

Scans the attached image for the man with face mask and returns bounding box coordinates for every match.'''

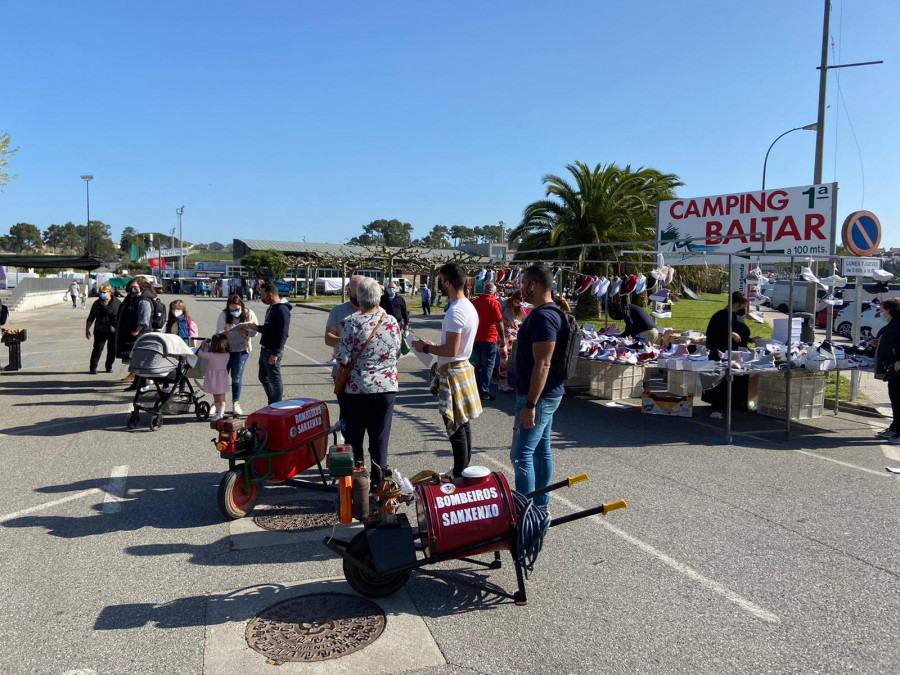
[115,276,157,390]
[380,281,409,332]
[510,265,565,512]
[325,275,366,373]
[412,262,482,478]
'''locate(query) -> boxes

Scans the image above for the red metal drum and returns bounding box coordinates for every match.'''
[246,399,330,481]
[416,470,517,558]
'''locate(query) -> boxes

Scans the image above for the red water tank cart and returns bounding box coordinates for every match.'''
[214,398,340,519]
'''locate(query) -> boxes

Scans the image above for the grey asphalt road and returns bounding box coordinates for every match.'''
[0,297,897,674]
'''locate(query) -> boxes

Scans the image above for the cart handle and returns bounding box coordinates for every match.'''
[525,473,590,499]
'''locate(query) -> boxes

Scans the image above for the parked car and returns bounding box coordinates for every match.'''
[835,302,884,339]
[816,304,842,328]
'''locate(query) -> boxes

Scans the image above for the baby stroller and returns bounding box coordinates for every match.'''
[126,332,210,430]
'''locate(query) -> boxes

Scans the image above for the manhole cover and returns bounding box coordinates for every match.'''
[245,593,386,663]
[252,499,339,532]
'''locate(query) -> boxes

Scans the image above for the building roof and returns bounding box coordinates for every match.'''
[233,239,492,264]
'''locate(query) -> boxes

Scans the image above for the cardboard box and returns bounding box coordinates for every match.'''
[642,392,694,417]
[589,361,648,400]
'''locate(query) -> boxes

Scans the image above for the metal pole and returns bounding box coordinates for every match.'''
[726,254,733,444]
[85,180,91,255]
[813,0,831,184]
[786,256,796,439]
[177,206,185,277]
[850,276,862,400]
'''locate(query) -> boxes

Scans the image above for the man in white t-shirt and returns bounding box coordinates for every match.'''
[412,262,481,476]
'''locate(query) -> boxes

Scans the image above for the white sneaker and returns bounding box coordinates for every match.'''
[233,401,243,416]
[818,274,847,288]
[872,269,894,282]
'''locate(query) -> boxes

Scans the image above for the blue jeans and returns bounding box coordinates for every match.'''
[227,351,249,401]
[258,347,283,404]
[510,394,563,509]
[471,341,498,397]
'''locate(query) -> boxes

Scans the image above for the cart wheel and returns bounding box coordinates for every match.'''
[126,412,140,429]
[149,414,163,431]
[217,469,260,519]
[343,531,411,598]
[196,401,211,421]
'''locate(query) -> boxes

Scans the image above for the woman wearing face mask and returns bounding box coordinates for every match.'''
[705,291,752,359]
[216,294,259,417]
[85,284,121,374]
[498,290,528,393]
[165,300,199,346]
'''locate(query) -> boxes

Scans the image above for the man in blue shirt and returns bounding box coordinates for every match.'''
[511,264,564,511]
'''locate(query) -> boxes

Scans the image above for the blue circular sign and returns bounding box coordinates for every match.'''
[841,211,881,256]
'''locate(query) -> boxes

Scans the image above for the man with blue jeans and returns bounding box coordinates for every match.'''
[511,265,564,511]
[249,281,292,405]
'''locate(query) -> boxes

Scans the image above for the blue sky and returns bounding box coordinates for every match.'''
[1,1,897,249]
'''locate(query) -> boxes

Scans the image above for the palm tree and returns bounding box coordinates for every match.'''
[510,161,683,263]
[510,161,683,317]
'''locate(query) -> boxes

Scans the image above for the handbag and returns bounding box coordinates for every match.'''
[333,312,385,396]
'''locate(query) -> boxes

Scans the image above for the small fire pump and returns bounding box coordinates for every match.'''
[324,445,627,605]
[211,398,339,519]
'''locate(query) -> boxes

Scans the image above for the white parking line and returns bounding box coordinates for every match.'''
[479,455,781,624]
[101,465,129,514]
[793,450,893,477]
[284,344,329,366]
[0,489,102,524]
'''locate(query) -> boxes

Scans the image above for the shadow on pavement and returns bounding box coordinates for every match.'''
[1,472,223,536]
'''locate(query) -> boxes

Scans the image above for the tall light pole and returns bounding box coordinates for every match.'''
[80,175,93,254]
[176,206,185,276]
[762,124,817,190]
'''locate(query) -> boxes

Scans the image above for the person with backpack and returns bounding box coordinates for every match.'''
[85,283,121,374]
[511,264,578,512]
[116,276,165,391]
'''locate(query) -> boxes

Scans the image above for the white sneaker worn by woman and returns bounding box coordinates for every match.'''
[233,401,243,416]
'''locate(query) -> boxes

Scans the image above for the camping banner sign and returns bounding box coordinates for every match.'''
[656,183,838,260]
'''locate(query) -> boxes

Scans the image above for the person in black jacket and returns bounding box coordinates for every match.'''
[705,291,752,358]
[380,281,409,331]
[620,301,658,343]
[85,283,121,374]
[248,281,292,404]
[873,298,900,442]
[115,276,157,390]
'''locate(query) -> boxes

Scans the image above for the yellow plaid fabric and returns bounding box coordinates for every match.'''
[434,360,482,436]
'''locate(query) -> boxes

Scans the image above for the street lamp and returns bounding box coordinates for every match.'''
[761,124,817,190]
[176,206,185,275]
[80,175,93,254]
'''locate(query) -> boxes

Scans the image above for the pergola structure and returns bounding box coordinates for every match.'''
[234,239,496,301]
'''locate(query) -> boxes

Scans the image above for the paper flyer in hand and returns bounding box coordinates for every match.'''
[405,331,434,368]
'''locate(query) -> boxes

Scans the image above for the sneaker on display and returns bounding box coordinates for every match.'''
[748,310,766,323]
[820,295,843,306]
[649,288,671,303]
[872,268,894,282]
[800,266,819,282]
[596,277,610,298]
[634,274,647,294]
[652,310,672,319]
[577,276,594,294]
[818,274,847,288]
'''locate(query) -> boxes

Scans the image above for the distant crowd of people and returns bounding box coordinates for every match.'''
[85,276,290,421]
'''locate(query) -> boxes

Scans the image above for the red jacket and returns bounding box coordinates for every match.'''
[472,293,503,343]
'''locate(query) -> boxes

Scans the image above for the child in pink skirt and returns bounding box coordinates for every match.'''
[197,333,231,420]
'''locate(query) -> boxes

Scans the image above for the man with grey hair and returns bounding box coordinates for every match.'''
[325,275,366,373]
[471,281,506,401]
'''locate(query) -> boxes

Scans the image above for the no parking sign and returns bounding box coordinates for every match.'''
[841,211,882,256]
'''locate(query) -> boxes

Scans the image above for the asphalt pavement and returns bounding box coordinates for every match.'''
[0,297,898,674]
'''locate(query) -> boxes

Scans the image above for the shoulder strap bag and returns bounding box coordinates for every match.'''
[334,312,386,396]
